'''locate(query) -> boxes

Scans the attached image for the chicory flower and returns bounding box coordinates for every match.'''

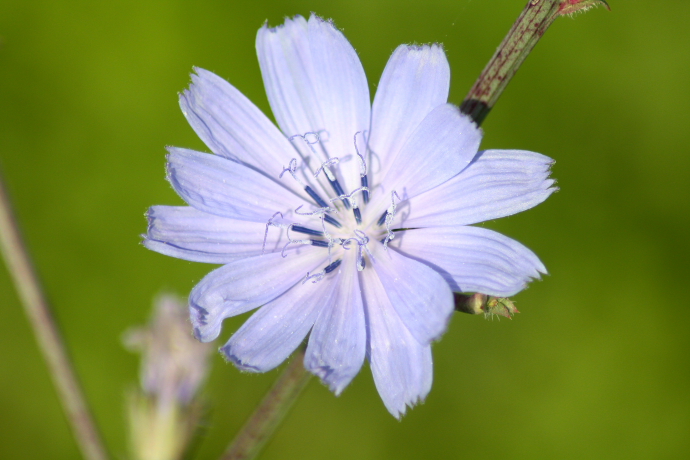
[144,14,555,417]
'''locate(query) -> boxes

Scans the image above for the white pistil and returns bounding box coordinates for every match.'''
[383,191,401,250]
[262,211,284,255]
[314,157,340,182]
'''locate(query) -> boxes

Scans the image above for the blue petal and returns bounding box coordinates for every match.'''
[221,272,336,373]
[400,149,556,228]
[360,267,433,418]
[304,254,366,395]
[257,14,371,195]
[190,248,327,342]
[368,44,450,187]
[369,242,454,345]
[257,15,317,138]
[363,104,481,222]
[392,226,547,297]
[179,68,304,196]
[143,206,286,263]
[166,147,306,222]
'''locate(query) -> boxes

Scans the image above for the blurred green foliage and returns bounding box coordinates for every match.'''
[1,1,688,459]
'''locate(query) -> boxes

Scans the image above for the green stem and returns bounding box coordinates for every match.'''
[221,346,312,460]
[0,172,109,460]
[460,0,608,126]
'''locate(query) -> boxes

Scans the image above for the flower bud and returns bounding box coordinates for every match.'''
[124,294,213,460]
[484,296,520,319]
[454,293,520,320]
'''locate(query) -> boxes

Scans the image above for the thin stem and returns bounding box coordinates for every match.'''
[221,346,312,460]
[0,172,109,460]
[460,0,605,126]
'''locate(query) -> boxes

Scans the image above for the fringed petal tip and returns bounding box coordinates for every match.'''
[309,12,335,26]
[143,206,154,225]
[390,394,428,420]
[307,364,348,396]
[219,344,264,373]
[259,14,306,33]
[402,42,445,52]
[259,12,336,37]
[189,303,222,343]
[376,357,433,419]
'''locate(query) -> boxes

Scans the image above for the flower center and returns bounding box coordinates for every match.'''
[263,130,401,283]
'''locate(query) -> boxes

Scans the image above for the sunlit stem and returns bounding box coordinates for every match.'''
[220,345,312,460]
[0,171,109,460]
[460,0,609,126]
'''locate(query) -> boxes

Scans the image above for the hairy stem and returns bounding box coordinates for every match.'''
[460,0,608,126]
[0,172,109,460]
[220,346,312,460]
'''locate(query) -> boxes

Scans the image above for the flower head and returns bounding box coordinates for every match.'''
[144,14,555,418]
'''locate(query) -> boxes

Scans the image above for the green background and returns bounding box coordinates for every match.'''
[1,0,688,458]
